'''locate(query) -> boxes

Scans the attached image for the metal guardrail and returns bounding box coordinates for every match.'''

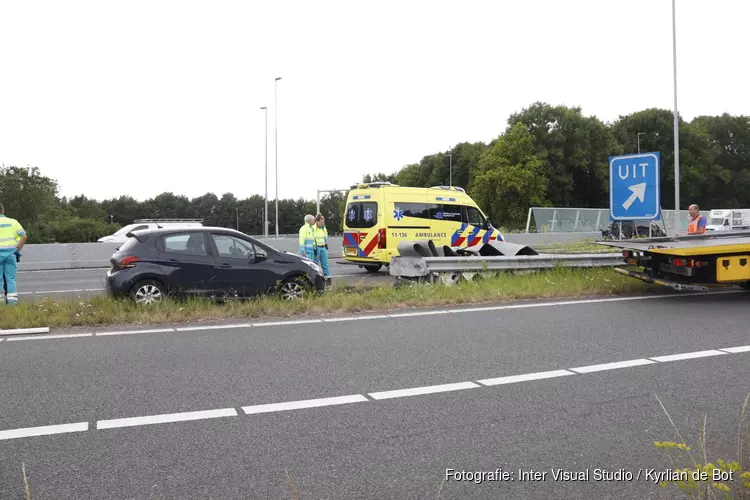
[390,253,624,278]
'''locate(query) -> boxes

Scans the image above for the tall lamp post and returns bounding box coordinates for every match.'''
[445,152,452,187]
[637,132,646,154]
[261,106,268,239]
[671,0,680,234]
[274,76,282,238]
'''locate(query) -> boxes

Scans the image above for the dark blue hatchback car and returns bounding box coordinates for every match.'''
[105,226,326,304]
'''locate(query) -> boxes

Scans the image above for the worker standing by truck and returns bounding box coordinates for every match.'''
[688,204,707,235]
[0,202,27,306]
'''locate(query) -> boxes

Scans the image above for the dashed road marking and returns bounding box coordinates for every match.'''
[0,422,89,441]
[477,370,574,386]
[97,408,238,430]
[368,382,479,400]
[0,342,748,441]
[242,395,368,414]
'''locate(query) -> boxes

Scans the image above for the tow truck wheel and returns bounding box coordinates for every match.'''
[363,263,382,273]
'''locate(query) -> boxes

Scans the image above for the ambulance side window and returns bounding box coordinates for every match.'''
[345,202,377,228]
[400,203,432,219]
[433,204,462,222]
[465,206,487,228]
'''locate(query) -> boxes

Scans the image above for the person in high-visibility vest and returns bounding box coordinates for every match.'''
[313,213,331,284]
[0,202,28,306]
[687,204,707,234]
[298,214,316,260]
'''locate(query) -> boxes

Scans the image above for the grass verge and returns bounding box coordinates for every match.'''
[653,393,750,498]
[0,267,664,330]
[534,239,618,254]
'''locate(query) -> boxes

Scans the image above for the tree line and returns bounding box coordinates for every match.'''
[364,102,750,229]
[1,101,748,243]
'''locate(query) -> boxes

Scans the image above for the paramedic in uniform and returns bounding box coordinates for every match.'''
[0,202,27,306]
[298,214,316,260]
[687,204,707,235]
[313,213,331,285]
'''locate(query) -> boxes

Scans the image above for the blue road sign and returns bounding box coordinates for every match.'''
[609,152,661,221]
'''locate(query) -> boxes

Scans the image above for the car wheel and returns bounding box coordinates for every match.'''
[363,263,382,273]
[279,277,309,300]
[131,279,166,305]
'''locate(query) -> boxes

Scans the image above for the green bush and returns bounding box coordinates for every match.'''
[27,218,120,243]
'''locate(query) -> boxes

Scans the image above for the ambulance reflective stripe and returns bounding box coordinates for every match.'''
[451,223,468,246]
[343,232,379,258]
[466,225,482,247]
[450,224,502,247]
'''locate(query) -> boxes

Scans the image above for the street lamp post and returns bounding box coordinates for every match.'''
[261,106,268,239]
[445,152,452,186]
[637,132,646,154]
[274,77,282,238]
[671,0,681,234]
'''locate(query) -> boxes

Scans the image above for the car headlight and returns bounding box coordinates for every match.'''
[303,259,321,273]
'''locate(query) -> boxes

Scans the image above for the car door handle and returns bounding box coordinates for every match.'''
[218,263,232,268]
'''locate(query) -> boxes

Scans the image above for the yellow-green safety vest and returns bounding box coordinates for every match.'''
[298,223,315,251]
[313,225,328,248]
[0,215,24,253]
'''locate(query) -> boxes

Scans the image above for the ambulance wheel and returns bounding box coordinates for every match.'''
[363,264,382,273]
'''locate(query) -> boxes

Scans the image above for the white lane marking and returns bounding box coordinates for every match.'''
[477,370,574,386]
[97,408,238,429]
[569,358,656,374]
[175,324,252,332]
[649,349,728,363]
[19,288,105,295]
[386,310,450,318]
[243,395,368,415]
[18,268,108,274]
[96,328,175,336]
[322,315,389,322]
[7,333,93,342]
[719,345,750,354]
[0,422,89,441]
[0,338,4,342]
[252,319,322,327]
[0,327,51,336]
[445,290,744,316]
[368,381,479,400]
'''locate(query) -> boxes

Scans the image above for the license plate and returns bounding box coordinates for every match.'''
[345,247,357,256]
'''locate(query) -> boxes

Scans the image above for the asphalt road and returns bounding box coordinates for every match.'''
[15,258,389,302]
[1,292,749,499]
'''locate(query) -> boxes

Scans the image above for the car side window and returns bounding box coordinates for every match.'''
[212,234,256,259]
[162,233,208,256]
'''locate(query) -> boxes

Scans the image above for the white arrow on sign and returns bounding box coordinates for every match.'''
[622,182,646,210]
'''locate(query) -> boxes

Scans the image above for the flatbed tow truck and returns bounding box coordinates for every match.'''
[595,229,750,292]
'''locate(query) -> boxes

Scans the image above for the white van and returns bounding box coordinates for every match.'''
[706,210,750,231]
[97,219,204,244]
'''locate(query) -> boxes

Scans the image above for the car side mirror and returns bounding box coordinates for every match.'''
[253,254,267,262]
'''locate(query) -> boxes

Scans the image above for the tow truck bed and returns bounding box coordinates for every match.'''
[595,230,750,291]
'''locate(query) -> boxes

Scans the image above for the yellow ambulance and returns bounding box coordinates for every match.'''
[342,182,505,272]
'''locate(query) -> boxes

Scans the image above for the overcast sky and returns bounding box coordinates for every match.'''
[1,0,748,203]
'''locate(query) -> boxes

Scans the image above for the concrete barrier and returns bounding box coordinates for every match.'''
[16,232,601,271]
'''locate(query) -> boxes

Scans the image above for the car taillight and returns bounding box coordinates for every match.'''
[117,256,139,268]
[378,228,386,249]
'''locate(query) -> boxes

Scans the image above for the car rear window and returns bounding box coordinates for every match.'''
[345,202,378,228]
